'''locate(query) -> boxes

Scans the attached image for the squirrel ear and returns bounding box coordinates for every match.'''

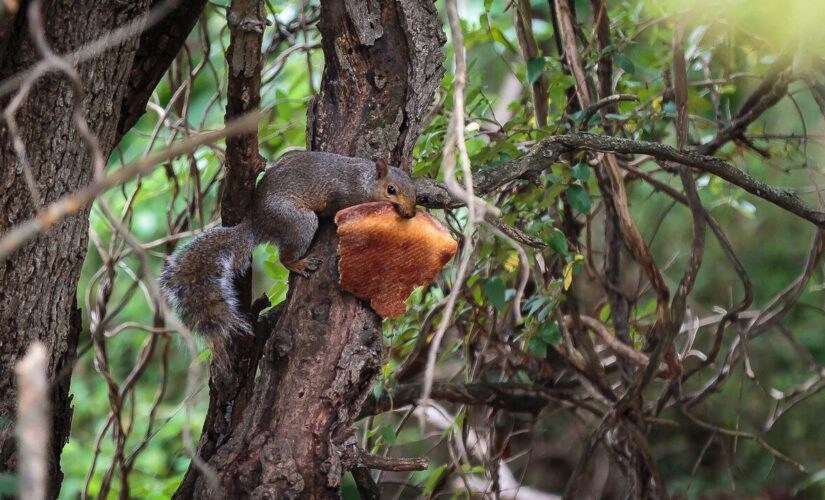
[375,158,388,180]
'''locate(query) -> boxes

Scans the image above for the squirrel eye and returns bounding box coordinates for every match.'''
[387,185,397,195]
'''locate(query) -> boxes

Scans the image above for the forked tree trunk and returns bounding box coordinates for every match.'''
[0,2,205,497]
[180,0,444,497]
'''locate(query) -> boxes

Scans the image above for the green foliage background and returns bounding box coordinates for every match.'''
[48,0,825,498]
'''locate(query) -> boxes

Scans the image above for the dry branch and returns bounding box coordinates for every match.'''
[551,133,825,227]
[417,131,825,230]
[15,342,49,500]
[118,0,208,136]
[359,452,428,472]
[359,382,563,418]
[0,112,261,261]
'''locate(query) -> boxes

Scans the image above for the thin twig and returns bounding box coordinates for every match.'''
[0,111,261,261]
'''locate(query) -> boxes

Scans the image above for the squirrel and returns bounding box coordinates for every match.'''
[160,151,417,342]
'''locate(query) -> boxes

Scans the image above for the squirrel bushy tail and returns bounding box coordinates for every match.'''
[160,221,256,342]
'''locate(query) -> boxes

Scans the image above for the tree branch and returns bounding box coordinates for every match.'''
[550,133,825,227]
[359,452,428,472]
[586,0,632,350]
[514,0,548,126]
[698,57,793,155]
[221,0,266,225]
[351,467,380,500]
[415,129,825,287]
[0,112,261,262]
[358,382,567,418]
[417,128,825,254]
[117,0,208,137]
[173,1,266,495]
[578,93,639,130]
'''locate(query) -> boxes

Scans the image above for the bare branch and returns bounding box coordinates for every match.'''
[359,382,572,418]
[0,111,261,261]
[15,342,49,500]
[698,57,793,155]
[514,0,548,127]
[359,452,428,472]
[550,133,825,227]
[118,0,207,136]
[578,94,639,130]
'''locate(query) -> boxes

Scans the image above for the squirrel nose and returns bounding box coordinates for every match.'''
[396,204,416,218]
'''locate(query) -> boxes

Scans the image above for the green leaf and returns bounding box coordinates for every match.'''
[0,473,15,496]
[488,26,517,53]
[547,230,568,256]
[267,281,288,307]
[570,162,590,181]
[262,259,287,280]
[599,304,611,322]
[484,0,493,10]
[537,301,554,322]
[793,469,825,496]
[341,472,360,500]
[481,276,507,312]
[539,322,561,344]
[380,424,396,444]
[523,295,546,317]
[461,464,487,474]
[423,465,447,496]
[526,57,546,85]
[566,184,591,214]
[546,172,563,184]
[528,336,548,357]
[197,349,211,364]
[572,260,583,275]
[614,53,635,73]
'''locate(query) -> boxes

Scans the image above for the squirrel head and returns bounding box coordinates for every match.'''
[374,159,416,218]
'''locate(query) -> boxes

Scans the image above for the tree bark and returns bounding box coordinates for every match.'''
[173,0,267,495]
[179,0,444,497]
[0,2,204,497]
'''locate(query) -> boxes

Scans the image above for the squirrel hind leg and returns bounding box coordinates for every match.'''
[267,203,319,277]
[281,255,322,277]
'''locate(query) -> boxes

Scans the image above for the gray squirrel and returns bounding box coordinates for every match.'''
[159,151,417,341]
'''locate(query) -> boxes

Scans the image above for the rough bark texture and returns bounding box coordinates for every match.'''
[307,0,444,167]
[180,0,444,497]
[0,2,204,497]
[221,0,266,225]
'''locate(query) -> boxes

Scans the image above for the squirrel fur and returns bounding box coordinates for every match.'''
[160,151,417,341]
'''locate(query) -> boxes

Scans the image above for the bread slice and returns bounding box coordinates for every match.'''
[335,202,457,317]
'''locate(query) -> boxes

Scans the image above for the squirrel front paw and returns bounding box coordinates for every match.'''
[283,256,323,277]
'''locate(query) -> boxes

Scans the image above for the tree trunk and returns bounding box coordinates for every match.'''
[173,0,268,495]
[178,0,444,497]
[0,2,204,497]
